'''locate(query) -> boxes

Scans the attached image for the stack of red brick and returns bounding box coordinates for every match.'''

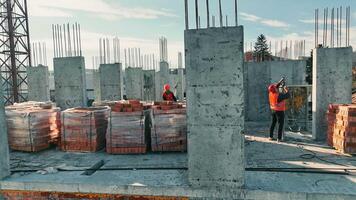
[100,100,147,154]
[61,107,110,152]
[327,104,356,154]
[5,101,61,152]
[151,101,187,152]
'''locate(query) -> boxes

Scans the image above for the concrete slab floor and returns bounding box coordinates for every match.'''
[3,122,356,198]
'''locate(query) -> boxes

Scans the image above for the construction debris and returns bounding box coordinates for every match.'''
[60,107,110,152]
[5,102,60,152]
[151,102,187,152]
[327,104,356,154]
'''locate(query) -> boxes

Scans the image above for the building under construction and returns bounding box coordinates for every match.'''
[0,0,356,199]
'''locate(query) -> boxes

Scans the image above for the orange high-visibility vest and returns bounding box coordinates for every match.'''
[269,92,286,111]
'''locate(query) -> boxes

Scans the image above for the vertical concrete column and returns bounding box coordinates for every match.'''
[143,70,156,101]
[312,47,353,140]
[99,63,123,101]
[186,27,245,187]
[93,70,101,102]
[155,71,161,101]
[27,65,50,102]
[159,61,169,93]
[0,77,10,179]
[125,67,143,100]
[54,57,87,110]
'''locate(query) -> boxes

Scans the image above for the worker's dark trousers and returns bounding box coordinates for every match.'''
[270,110,285,140]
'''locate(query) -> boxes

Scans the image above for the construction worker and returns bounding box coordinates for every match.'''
[268,78,290,142]
[162,84,177,102]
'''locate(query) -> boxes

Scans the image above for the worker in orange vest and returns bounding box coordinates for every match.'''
[162,84,177,102]
[268,78,290,142]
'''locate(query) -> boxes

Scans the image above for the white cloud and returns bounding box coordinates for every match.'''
[29,0,178,20]
[299,18,347,25]
[240,12,289,28]
[261,20,290,28]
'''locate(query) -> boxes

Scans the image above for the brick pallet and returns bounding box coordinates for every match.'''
[327,104,356,154]
[100,101,147,154]
[61,107,110,153]
[151,102,187,152]
[5,102,61,152]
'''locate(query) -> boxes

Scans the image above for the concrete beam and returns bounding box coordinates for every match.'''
[312,47,353,141]
[185,26,245,188]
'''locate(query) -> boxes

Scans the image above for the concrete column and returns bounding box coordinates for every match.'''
[99,63,123,101]
[185,27,245,188]
[125,67,143,100]
[159,61,169,93]
[155,71,161,101]
[54,57,87,110]
[143,70,156,101]
[312,47,353,140]
[177,68,184,100]
[27,65,50,102]
[93,70,101,102]
[0,77,10,179]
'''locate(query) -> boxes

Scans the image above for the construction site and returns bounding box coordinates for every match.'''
[0,0,356,199]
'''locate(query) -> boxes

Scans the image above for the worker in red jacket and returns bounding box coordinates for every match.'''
[162,84,177,102]
[268,78,290,142]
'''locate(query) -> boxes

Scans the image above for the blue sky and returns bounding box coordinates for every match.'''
[28,0,356,69]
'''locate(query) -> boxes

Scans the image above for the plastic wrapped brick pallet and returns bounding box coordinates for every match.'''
[151,102,187,152]
[61,107,110,153]
[328,104,356,154]
[5,102,61,152]
[97,100,146,154]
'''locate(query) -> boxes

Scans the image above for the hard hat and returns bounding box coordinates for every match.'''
[268,84,277,93]
[164,84,170,91]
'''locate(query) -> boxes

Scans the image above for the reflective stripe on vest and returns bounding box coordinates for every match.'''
[269,92,286,111]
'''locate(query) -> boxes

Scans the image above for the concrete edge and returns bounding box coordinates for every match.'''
[2,181,356,199]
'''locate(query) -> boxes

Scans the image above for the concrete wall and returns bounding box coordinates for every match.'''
[99,63,123,101]
[93,70,101,102]
[0,77,9,180]
[186,27,245,188]
[245,60,307,121]
[143,70,156,101]
[169,69,185,100]
[312,47,353,141]
[54,57,87,110]
[159,61,169,99]
[27,65,50,102]
[155,71,161,101]
[125,67,143,100]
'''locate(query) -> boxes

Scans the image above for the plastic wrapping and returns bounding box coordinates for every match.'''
[61,107,110,152]
[5,102,60,152]
[151,103,187,152]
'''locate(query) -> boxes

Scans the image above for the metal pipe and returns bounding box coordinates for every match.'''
[195,0,198,29]
[76,23,80,57]
[72,24,76,56]
[67,23,71,56]
[235,0,238,26]
[206,0,210,28]
[63,24,67,57]
[184,0,189,30]
[219,0,223,27]
[52,25,56,57]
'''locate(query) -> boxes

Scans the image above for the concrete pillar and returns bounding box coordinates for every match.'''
[125,67,143,100]
[312,47,353,141]
[93,70,101,102]
[177,68,184,100]
[155,71,161,101]
[0,77,10,179]
[159,61,169,92]
[27,65,50,102]
[143,70,156,101]
[54,57,87,110]
[185,27,245,188]
[99,63,123,101]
